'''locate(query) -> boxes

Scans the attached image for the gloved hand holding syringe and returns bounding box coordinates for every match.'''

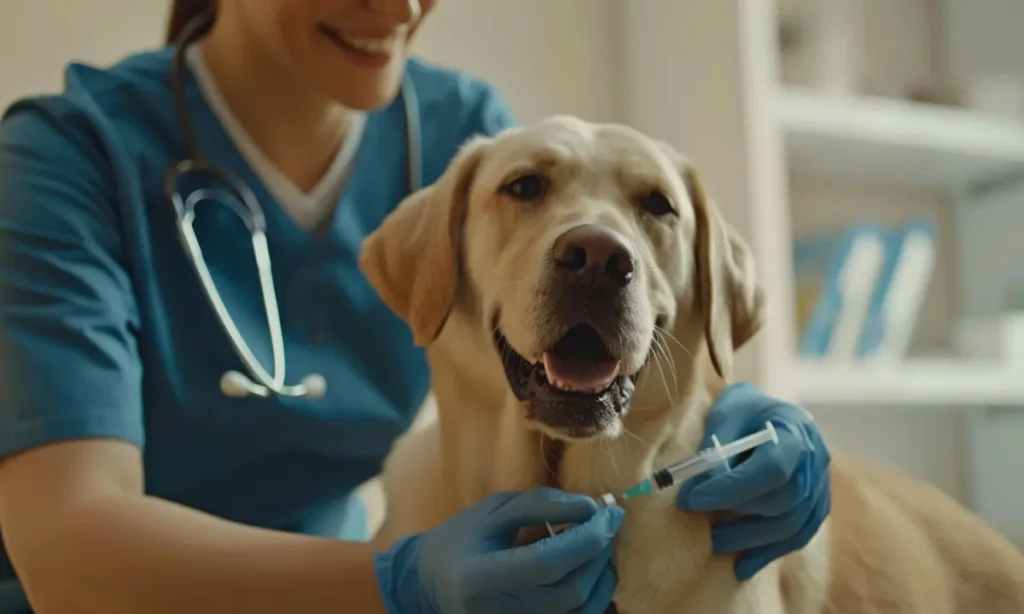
[546,420,780,537]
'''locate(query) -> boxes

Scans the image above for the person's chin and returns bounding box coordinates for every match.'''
[325,69,406,112]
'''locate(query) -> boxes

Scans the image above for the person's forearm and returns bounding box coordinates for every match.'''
[18,494,390,614]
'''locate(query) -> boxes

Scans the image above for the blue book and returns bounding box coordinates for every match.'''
[794,223,888,359]
[857,218,937,360]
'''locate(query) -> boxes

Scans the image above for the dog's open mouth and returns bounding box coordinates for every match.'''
[494,323,638,438]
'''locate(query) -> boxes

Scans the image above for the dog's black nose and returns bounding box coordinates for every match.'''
[552,225,635,291]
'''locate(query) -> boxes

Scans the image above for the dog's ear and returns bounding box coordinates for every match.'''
[682,162,765,380]
[359,137,489,346]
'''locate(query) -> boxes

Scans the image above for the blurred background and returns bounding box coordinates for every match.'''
[2,0,1022,547]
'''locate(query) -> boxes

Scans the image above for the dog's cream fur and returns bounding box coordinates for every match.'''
[360,116,1024,613]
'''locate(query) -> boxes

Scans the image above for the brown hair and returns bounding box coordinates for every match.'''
[165,0,218,45]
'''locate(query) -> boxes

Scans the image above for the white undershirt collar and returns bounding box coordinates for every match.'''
[185,45,366,231]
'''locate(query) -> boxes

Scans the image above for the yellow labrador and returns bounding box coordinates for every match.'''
[360,115,1024,613]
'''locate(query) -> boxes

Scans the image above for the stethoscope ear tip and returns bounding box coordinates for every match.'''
[219,370,327,399]
[300,374,327,399]
[221,370,259,398]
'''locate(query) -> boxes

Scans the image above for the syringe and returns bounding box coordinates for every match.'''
[621,421,780,499]
[545,493,618,538]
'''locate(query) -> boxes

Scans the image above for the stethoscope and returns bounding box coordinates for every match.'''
[164,10,423,399]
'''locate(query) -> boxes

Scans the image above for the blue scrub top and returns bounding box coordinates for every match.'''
[0,47,515,609]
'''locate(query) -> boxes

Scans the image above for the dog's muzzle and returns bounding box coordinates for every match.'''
[494,224,646,439]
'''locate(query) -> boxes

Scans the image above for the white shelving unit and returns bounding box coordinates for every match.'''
[779,90,1024,408]
[772,2,1024,532]
[780,87,1024,189]
[792,359,1024,406]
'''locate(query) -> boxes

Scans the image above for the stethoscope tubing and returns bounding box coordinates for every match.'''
[165,10,421,399]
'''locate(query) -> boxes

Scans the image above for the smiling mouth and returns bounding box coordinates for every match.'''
[317,24,399,61]
[494,322,639,438]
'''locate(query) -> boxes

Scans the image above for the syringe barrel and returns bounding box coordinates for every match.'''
[717,424,777,458]
[665,455,712,485]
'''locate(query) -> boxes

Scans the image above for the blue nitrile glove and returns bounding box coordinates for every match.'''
[677,382,831,581]
[375,487,624,614]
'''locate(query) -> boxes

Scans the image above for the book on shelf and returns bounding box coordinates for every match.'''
[793,218,937,363]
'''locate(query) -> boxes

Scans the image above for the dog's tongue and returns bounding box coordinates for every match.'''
[542,352,621,392]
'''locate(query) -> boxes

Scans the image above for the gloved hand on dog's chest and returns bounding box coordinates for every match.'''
[375,487,624,614]
[676,382,832,582]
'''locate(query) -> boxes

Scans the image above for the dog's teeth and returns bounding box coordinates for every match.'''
[550,379,611,394]
[542,354,556,386]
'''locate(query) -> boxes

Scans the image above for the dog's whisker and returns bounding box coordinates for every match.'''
[653,329,686,408]
[628,401,669,413]
[538,435,556,479]
[650,334,678,407]
[621,425,650,447]
[653,333,674,379]
[654,332,680,402]
[655,326,694,360]
[656,331,680,386]
[652,348,672,403]
[602,437,621,476]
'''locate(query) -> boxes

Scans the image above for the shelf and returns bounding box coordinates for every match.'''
[792,359,1024,407]
[778,88,1024,190]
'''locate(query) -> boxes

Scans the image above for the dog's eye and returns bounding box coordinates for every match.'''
[637,191,676,217]
[501,173,548,201]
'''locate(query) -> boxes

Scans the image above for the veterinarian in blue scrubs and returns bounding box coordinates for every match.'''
[0,1,832,612]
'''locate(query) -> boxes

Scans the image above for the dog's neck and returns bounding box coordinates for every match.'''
[425,314,722,507]
[541,438,567,488]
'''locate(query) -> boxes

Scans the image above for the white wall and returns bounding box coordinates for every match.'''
[0,1,167,110]
[415,0,616,124]
[944,0,1024,82]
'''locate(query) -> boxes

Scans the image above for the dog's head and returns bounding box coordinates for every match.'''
[360,116,764,441]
